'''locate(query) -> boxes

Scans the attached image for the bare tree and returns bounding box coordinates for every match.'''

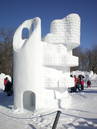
[0,28,14,76]
[71,45,97,73]
[90,45,97,73]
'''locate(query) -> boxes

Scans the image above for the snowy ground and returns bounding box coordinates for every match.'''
[0,71,97,129]
[0,87,97,129]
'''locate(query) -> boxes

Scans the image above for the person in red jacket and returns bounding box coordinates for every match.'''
[4,77,13,96]
[69,75,77,92]
[4,77,9,92]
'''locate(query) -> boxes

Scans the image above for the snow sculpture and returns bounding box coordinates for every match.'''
[13,13,80,112]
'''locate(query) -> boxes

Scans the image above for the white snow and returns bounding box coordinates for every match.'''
[0,71,97,129]
[13,14,80,111]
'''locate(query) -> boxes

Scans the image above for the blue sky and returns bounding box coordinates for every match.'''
[0,0,97,49]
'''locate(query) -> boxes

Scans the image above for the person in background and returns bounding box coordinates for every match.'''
[78,75,85,91]
[80,79,85,90]
[75,76,82,91]
[68,75,77,92]
[4,77,9,92]
[4,77,13,96]
[87,80,91,88]
[74,75,77,86]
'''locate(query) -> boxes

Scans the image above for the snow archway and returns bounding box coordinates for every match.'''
[23,91,35,111]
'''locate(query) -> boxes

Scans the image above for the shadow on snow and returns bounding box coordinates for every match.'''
[0,90,13,109]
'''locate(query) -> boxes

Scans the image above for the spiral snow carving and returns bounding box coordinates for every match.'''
[13,13,81,112]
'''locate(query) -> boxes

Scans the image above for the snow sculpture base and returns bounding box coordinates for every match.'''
[13,14,80,112]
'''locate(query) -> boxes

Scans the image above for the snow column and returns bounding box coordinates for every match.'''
[13,17,58,112]
[13,17,43,111]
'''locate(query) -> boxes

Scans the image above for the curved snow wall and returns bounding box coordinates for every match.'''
[13,17,43,111]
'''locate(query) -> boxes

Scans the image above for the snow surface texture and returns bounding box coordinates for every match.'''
[0,71,97,129]
[13,13,80,112]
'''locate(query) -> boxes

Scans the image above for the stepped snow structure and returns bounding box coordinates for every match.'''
[13,13,81,112]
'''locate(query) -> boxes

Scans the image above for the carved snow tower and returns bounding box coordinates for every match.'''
[13,13,80,112]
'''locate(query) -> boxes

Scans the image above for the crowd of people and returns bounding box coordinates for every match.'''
[4,77,13,96]
[2,74,91,95]
[68,74,91,93]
